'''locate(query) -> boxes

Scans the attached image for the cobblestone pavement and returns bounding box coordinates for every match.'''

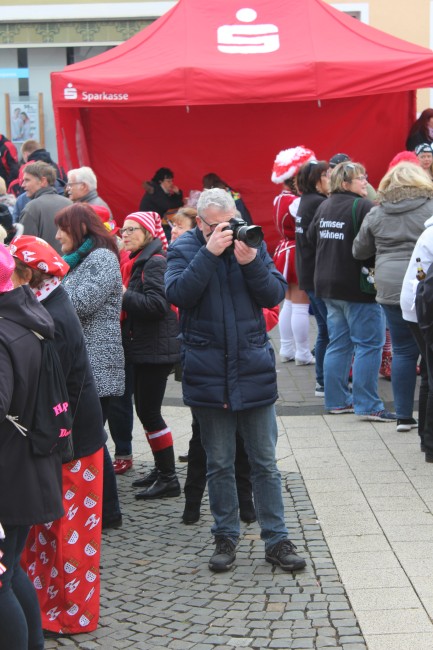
[45,463,367,650]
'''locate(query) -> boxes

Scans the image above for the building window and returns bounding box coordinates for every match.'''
[331,3,369,24]
[17,48,29,96]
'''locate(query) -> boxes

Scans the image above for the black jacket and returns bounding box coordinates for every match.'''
[295,192,327,292]
[122,239,180,365]
[0,285,63,526]
[139,182,183,217]
[307,192,375,303]
[42,285,107,459]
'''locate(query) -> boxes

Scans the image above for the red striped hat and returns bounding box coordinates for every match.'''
[125,212,168,251]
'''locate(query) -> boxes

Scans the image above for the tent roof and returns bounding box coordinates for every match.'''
[52,0,433,107]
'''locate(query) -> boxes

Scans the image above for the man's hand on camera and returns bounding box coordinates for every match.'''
[234,241,257,265]
[206,222,233,256]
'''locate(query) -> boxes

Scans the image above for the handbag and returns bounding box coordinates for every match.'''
[352,198,376,296]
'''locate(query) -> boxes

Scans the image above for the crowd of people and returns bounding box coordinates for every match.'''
[2,111,433,646]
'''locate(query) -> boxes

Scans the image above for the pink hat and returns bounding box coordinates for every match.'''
[271,146,316,184]
[0,243,15,293]
[125,211,168,251]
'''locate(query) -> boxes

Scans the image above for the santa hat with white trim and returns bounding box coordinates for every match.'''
[271,146,316,184]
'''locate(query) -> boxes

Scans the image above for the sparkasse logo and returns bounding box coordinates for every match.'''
[64,83,77,100]
[63,84,129,103]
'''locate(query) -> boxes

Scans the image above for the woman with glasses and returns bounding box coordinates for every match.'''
[120,212,181,500]
[55,203,124,528]
[308,161,395,421]
[353,162,433,432]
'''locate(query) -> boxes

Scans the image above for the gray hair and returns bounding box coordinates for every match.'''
[68,166,97,190]
[196,188,236,216]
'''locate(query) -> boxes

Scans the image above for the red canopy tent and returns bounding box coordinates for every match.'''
[51,0,433,248]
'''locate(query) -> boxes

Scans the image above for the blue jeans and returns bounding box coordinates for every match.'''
[323,299,385,415]
[0,526,44,650]
[381,304,419,419]
[306,291,329,387]
[192,404,288,550]
[107,362,134,457]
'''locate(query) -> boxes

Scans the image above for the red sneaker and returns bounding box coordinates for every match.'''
[113,458,133,475]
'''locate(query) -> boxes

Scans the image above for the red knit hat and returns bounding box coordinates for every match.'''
[271,146,316,184]
[124,212,168,251]
[0,243,14,292]
[10,235,70,277]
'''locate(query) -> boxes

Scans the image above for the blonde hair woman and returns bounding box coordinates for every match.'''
[353,162,433,431]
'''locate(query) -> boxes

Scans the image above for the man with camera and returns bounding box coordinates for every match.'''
[165,188,306,573]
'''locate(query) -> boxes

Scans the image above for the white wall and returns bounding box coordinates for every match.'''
[0,49,20,137]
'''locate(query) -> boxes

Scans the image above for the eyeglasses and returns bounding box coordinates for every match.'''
[66,181,82,187]
[119,226,142,235]
[199,215,220,231]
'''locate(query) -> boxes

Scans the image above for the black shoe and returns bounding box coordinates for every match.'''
[132,467,158,488]
[102,514,123,530]
[135,474,181,499]
[426,454,433,463]
[178,453,189,463]
[208,537,236,572]
[396,417,418,432]
[239,500,256,524]
[182,501,201,524]
[265,539,306,571]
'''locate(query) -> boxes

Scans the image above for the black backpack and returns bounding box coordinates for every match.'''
[415,264,433,340]
[7,330,74,462]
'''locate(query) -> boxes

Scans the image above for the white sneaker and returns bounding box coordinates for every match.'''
[295,356,315,366]
[280,355,295,363]
[314,384,324,397]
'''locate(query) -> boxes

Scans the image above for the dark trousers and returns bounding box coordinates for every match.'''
[184,412,253,505]
[107,362,134,457]
[0,525,44,650]
[133,363,172,433]
[408,322,433,451]
[100,396,122,523]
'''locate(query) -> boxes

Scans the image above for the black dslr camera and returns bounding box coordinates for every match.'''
[223,217,264,251]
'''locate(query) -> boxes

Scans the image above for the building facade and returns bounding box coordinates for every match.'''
[0,0,431,158]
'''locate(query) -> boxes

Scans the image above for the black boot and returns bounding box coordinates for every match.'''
[182,501,201,524]
[132,466,158,488]
[135,472,181,499]
[239,499,256,524]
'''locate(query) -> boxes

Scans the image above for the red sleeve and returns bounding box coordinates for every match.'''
[263,305,279,332]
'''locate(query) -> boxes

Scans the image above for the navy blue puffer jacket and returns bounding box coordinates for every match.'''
[165,228,286,411]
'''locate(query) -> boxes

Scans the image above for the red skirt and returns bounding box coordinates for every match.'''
[22,448,103,634]
[273,238,297,285]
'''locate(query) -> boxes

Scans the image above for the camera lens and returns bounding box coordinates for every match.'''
[242,226,264,249]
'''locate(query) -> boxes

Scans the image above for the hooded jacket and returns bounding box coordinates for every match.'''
[353,187,433,305]
[165,228,286,410]
[0,285,63,525]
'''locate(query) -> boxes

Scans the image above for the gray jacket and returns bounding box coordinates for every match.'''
[75,189,112,218]
[19,187,72,254]
[353,187,433,305]
[62,247,125,397]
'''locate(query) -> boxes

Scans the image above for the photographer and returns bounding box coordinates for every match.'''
[165,188,306,573]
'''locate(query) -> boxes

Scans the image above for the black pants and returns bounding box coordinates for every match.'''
[133,363,173,433]
[408,322,433,451]
[99,397,122,523]
[0,525,44,650]
[184,412,253,504]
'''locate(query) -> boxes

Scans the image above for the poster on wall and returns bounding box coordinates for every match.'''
[4,93,44,146]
